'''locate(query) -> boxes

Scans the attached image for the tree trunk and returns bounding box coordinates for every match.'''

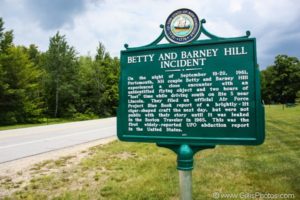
[54,79,59,117]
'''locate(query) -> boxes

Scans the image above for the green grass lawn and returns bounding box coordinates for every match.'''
[1,105,299,200]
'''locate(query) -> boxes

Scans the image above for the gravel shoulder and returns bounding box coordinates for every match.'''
[0,136,116,196]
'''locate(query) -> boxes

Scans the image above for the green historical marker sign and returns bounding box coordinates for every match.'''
[118,9,265,199]
[117,9,265,146]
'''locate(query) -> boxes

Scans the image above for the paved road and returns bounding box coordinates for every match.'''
[0,117,116,163]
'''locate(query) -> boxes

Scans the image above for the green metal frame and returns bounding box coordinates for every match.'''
[123,19,251,50]
[157,143,215,170]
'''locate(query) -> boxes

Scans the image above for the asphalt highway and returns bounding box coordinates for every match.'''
[0,117,116,163]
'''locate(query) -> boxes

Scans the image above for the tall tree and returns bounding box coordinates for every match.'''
[271,55,300,103]
[0,18,12,115]
[3,46,44,123]
[0,18,43,124]
[261,66,275,104]
[26,44,41,65]
[43,32,79,117]
[261,55,300,104]
[0,18,13,54]
[95,42,105,61]
[94,43,119,116]
[77,43,119,117]
[77,55,95,114]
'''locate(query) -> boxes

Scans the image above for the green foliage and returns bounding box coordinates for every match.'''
[261,55,300,104]
[0,46,44,124]
[0,18,120,125]
[0,18,44,124]
[43,32,79,118]
[1,16,300,126]
[77,43,119,117]
[93,44,119,116]
[295,91,300,104]
[0,18,13,54]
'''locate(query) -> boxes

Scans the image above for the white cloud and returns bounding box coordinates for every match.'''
[229,0,243,13]
[0,0,299,68]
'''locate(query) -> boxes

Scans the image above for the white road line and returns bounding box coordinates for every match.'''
[0,126,115,150]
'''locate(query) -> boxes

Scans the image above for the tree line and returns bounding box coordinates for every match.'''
[0,17,299,125]
[260,55,300,105]
[0,18,119,125]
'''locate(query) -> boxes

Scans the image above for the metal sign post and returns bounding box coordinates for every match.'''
[179,170,192,200]
[157,144,215,200]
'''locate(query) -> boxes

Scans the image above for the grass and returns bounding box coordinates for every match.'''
[1,105,299,200]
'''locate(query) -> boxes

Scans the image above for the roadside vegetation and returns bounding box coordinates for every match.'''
[1,105,299,199]
[0,18,119,127]
[1,17,300,130]
[260,55,300,105]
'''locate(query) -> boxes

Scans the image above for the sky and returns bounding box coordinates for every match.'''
[0,0,299,69]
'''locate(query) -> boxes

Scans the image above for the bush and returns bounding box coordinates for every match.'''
[72,112,98,121]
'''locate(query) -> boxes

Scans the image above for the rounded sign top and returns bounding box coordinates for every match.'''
[164,8,200,44]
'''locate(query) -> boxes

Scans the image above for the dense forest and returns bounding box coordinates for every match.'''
[0,18,119,125]
[0,18,299,125]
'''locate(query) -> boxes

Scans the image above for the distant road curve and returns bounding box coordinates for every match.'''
[0,117,116,164]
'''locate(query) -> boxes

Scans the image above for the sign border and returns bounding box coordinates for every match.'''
[117,37,265,146]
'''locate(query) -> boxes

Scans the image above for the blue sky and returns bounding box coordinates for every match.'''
[0,0,299,69]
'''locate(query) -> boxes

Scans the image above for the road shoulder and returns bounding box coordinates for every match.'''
[0,136,116,197]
